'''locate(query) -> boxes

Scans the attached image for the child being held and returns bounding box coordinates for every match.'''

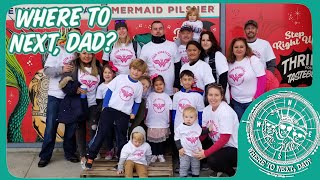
[117,126,152,178]
[181,7,203,42]
[174,107,210,177]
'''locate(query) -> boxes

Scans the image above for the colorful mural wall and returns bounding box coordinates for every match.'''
[6,3,312,143]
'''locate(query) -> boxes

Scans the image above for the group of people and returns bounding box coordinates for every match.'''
[37,6,277,178]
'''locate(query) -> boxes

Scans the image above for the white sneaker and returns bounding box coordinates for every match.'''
[150,155,158,163]
[81,160,86,170]
[158,155,166,162]
[95,153,101,160]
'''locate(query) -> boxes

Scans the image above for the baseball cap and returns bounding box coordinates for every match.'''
[244,20,258,29]
[180,25,193,32]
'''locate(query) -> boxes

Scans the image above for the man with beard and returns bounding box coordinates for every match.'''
[244,20,276,73]
[140,21,181,95]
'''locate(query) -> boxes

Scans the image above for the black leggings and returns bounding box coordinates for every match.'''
[207,147,237,176]
[149,142,165,155]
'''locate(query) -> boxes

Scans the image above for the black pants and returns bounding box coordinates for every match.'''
[87,107,129,159]
[207,147,237,176]
[149,142,165,155]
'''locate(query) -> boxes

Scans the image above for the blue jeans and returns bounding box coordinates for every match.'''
[39,95,77,160]
[231,99,251,121]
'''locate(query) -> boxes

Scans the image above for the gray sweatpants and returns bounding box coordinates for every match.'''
[179,154,200,177]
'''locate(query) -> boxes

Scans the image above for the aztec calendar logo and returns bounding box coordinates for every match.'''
[246,91,320,177]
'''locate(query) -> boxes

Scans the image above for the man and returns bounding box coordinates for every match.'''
[177,25,194,66]
[140,21,181,95]
[244,20,276,73]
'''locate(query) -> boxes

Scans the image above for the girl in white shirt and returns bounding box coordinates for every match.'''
[182,7,203,42]
[95,62,118,160]
[145,75,172,163]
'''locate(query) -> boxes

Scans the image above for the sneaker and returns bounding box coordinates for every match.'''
[209,171,229,177]
[38,159,49,168]
[81,159,86,170]
[158,155,166,162]
[201,163,210,171]
[66,156,80,163]
[95,153,101,160]
[85,159,93,170]
[113,165,118,170]
[105,150,114,160]
[150,155,158,163]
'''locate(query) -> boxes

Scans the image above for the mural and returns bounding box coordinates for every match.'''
[225,4,312,87]
[6,3,219,143]
[6,3,312,143]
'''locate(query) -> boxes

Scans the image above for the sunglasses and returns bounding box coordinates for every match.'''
[207,83,223,88]
[115,19,126,24]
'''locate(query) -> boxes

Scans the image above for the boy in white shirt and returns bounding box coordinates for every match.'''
[175,107,210,177]
[85,59,148,169]
[117,126,152,177]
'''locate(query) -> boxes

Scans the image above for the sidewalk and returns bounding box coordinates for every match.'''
[7,148,82,178]
[7,148,213,178]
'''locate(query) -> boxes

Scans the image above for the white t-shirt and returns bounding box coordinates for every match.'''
[174,123,202,157]
[102,42,141,75]
[96,83,109,99]
[172,91,205,129]
[228,56,265,103]
[202,102,239,148]
[145,92,172,128]
[248,38,276,69]
[204,51,230,103]
[78,67,100,107]
[140,40,181,96]
[120,140,152,166]
[180,60,215,91]
[182,20,203,41]
[178,44,189,66]
[45,46,76,99]
[107,74,143,115]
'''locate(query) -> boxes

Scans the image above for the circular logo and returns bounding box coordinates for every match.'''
[152,98,166,113]
[246,91,319,177]
[151,51,172,72]
[119,86,134,101]
[228,66,245,86]
[178,98,191,113]
[114,48,134,67]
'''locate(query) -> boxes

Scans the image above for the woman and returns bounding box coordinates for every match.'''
[102,19,141,75]
[194,83,239,177]
[227,37,266,120]
[58,51,102,169]
[180,40,215,94]
[200,31,229,103]
[38,28,81,168]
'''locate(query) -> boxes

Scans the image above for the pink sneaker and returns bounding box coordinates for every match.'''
[105,149,114,160]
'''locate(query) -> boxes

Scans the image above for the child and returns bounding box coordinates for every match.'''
[172,70,205,130]
[181,7,203,42]
[85,59,148,169]
[145,75,172,163]
[174,106,202,177]
[95,62,118,160]
[117,126,152,178]
[128,75,151,136]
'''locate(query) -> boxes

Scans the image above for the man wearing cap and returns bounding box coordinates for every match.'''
[140,21,181,95]
[244,20,276,73]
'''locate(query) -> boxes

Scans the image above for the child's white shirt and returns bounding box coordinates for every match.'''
[145,92,172,128]
[182,20,203,41]
[107,74,143,115]
[172,91,205,129]
[174,122,202,157]
[119,141,152,166]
